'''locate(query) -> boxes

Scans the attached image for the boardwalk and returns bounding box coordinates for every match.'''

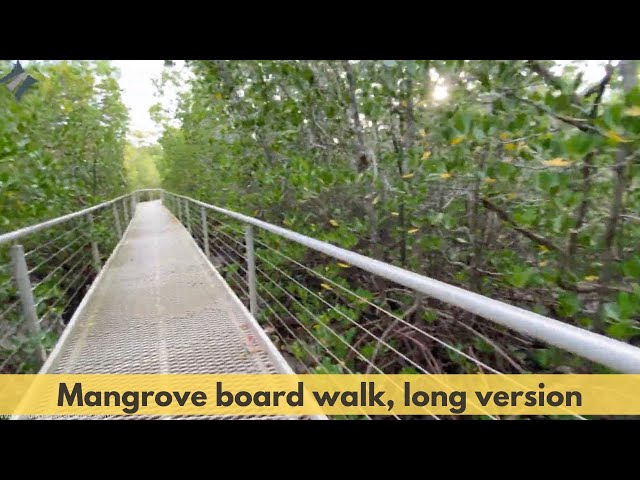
[4,189,640,420]
[41,200,291,377]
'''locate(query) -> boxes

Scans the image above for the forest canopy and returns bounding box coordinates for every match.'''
[0,60,129,230]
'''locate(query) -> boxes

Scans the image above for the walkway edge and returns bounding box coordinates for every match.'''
[38,208,138,376]
[10,210,139,420]
[174,208,329,420]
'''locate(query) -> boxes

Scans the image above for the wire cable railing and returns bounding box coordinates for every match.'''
[0,190,159,373]
[162,190,640,376]
[160,189,640,420]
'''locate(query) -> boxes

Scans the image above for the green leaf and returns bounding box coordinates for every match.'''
[506,267,534,288]
[617,292,638,320]
[606,321,636,341]
[533,349,552,369]
[625,85,640,106]
[602,103,624,129]
[557,292,580,318]
[622,257,640,278]
[564,132,597,156]
[603,302,620,321]
[422,310,437,323]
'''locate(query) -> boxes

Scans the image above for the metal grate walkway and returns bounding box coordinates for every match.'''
[22,200,302,419]
[42,200,292,378]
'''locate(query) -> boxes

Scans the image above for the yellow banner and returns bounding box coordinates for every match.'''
[2,374,640,417]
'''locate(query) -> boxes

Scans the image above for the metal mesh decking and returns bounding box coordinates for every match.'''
[32,200,301,420]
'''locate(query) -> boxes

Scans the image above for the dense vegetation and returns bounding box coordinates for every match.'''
[0,61,130,372]
[124,133,162,189]
[155,60,640,376]
[0,60,129,227]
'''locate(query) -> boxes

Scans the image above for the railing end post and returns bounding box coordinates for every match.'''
[9,243,46,364]
[201,206,210,259]
[87,213,102,274]
[245,225,258,317]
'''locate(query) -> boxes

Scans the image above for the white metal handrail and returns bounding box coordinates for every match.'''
[0,193,133,246]
[0,190,148,370]
[162,189,640,374]
[3,188,640,374]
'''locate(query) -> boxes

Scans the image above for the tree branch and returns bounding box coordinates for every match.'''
[481,198,562,253]
[595,60,638,332]
[504,92,598,134]
[526,60,567,93]
[341,60,369,172]
[581,63,615,100]
[567,65,612,257]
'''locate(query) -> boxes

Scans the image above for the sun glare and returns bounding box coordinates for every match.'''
[433,84,449,102]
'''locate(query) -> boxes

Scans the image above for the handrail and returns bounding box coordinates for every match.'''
[3,188,639,373]
[164,190,640,374]
[0,193,134,246]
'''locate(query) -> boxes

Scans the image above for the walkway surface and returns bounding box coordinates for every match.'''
[29,200,299,419]
[43,200,291,378]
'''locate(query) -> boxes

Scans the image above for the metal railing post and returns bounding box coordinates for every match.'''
[201,206,210,258]
[123,198,130,225]
[245,225,258,317]
[178,197,183,223]
[130,193,136,218]
[185,199,192,235]
[10,244,46,363]
[112,202,123,238]
[88,213,102,274]
[160,190,165,205]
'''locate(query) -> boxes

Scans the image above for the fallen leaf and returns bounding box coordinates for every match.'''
[584,275,599,282]
[419,129,427,137]
[624,106,640,117]
[329,219,339,227]
[402,172,415,179]
[408,228,419,234]
[504,143,516,151]
[421,151,432,160]
[372,196,380,205]
[320,283,333,290]
[440,172,452,180]
[484,177,496,184]
[337,262,351,268]
[539,260,548,267]
[538,244,549,253]
[500,132,509,140]
[606,130,632,143]
[450,136,465,145]
[543,158,571,167]
[391,212,400,216]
